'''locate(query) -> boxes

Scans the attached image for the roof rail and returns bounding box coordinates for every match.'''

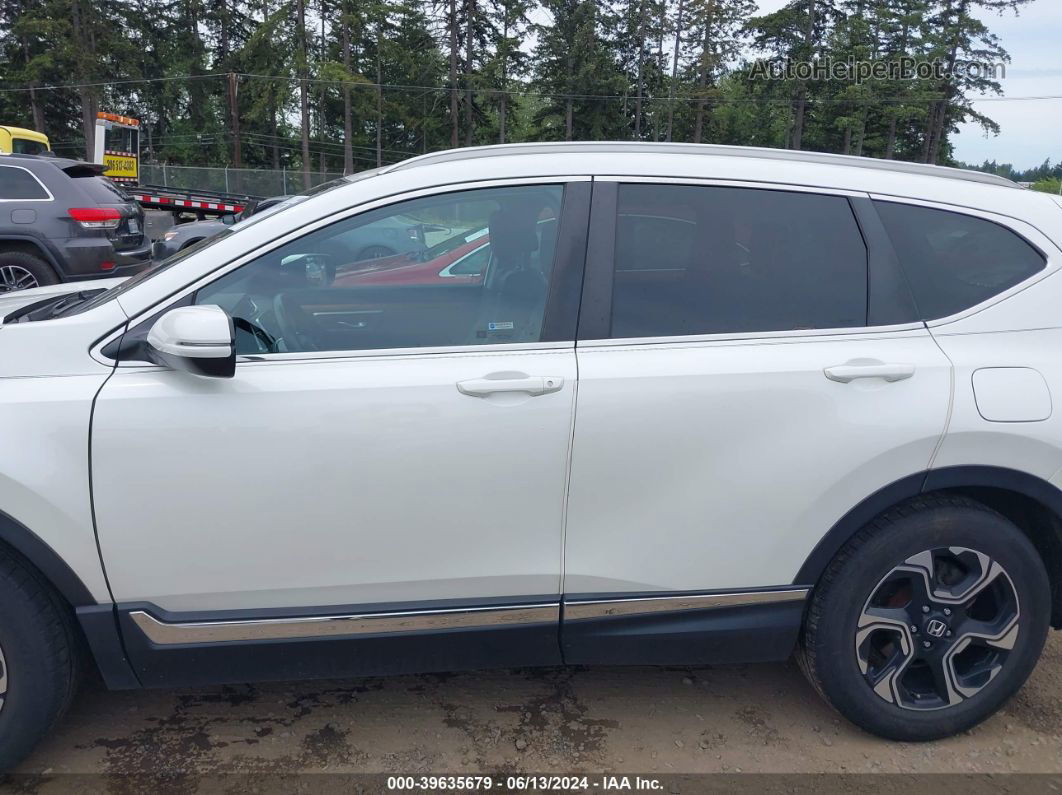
[384,141,1019,189]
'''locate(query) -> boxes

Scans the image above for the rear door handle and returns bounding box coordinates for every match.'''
[824,362,916,383]
[457,375,564,397]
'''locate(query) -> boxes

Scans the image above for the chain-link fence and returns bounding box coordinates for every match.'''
[139,164,347,197]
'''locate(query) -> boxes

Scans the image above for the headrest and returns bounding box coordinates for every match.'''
[489,205,539,264]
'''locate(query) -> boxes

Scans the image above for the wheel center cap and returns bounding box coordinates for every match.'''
[925,617,949,638]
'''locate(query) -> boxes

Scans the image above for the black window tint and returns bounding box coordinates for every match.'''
[73,175,130,203]
[194,184,563,354]
[875,201,1046,320]
[610,184,867,338]
[0,166,48,200]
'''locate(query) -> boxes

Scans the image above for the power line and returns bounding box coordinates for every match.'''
[1,70,1059,105]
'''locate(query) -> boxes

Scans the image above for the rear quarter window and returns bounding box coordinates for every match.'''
[875,201,1046,320]
[72,175,132,204]
[0,166,49,200]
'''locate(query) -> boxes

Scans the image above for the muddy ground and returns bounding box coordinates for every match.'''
[8,633,1062,790]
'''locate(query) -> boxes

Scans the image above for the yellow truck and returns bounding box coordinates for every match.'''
[0,125,50,155]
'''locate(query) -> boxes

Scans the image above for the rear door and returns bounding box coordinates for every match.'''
[562,179,952,664]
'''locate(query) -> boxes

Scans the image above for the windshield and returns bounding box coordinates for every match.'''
[63,175,369,317]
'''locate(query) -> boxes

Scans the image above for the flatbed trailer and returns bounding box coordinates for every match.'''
[130,184,262,219]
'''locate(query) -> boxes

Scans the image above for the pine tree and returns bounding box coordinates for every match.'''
[482,0,531,143]
[920,0,1031,164]
[533,0,627,141]
[684,0,755,144]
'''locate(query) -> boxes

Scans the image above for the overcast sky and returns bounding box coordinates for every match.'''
[754,0,1062,169]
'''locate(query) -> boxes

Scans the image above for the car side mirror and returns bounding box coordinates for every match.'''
[146,305,236,378]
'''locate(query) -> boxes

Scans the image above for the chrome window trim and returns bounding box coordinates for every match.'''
[93,175,588,364]
[563,588,809,621]
[107,340,575,370]
[594,174,867,198]
[0,164,54,202]
[577,323,929,350]
[130,603,560,645]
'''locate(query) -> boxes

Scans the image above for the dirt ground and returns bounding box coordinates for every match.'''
[9,633,1062,789]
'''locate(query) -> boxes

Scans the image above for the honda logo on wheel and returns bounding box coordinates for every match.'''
[926,619,948,638]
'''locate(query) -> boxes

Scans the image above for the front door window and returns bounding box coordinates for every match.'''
[195,185,564,353]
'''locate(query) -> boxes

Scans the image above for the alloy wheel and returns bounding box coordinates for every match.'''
[0,265,39,293]
[855,546,1020,711]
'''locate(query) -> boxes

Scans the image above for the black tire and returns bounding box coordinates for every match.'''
[0,548,80,771]
[0,249,59,293]
[179,238,204,251]
[799,495,1051,741]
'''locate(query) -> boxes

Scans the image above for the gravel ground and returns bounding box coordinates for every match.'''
[8,633,1062,790]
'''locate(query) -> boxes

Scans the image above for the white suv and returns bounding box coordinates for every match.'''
[1,143,1060,766]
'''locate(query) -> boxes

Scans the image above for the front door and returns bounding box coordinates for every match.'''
[90,181,589,683]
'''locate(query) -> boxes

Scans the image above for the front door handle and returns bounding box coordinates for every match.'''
[824,362,916,383]
[457,375,564,397]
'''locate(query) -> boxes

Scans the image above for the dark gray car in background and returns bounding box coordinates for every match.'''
[0,153,150,292]
[152,194,433,262]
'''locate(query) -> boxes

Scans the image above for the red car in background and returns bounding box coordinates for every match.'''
[333,227,491,286]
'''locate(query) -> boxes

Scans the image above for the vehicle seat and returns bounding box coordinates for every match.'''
[472,205,547,343]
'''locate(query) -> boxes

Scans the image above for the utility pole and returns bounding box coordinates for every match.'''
[666,0,685,142]
[449,0,459,147]
[228,72,242,169]
[465,0,475,146]
[297,0,311,189]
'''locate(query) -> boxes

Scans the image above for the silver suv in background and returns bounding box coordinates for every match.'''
[150,195,291,260]
[0,153,150,292]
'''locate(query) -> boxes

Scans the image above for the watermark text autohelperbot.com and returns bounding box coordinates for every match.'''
[749,58,1006,82]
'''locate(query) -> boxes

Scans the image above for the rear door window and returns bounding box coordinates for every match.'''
[610,184,867,338]
[0,166,49,200]
[874,201,1046,320]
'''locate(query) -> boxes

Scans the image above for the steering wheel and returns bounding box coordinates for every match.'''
[272,293,323,352]
[232,316,279,354]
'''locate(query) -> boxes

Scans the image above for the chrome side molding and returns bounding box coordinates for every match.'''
[130,603,560,645]
[128,587,810,645]
[563,588,809,621]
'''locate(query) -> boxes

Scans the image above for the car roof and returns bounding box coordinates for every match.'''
[383,142,1019,190]
[0,152,101,173]
[315,141,1055,229]
[112,143,1062,320]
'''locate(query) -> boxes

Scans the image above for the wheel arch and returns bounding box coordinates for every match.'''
[0,235,63,273]
[0,508,95,607]
[0,509,140,689]
[795,466,1062,628]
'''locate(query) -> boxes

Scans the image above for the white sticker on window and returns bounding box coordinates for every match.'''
[488,321,515,331]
